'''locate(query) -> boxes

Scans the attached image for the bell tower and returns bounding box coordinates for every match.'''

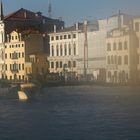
[0,1,5,79]
[0,0,4,43]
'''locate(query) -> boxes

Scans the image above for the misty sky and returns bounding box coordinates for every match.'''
[3,0,140,26]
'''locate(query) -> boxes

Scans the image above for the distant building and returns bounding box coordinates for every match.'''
[48,13,134,81]
[77,13,134,81]
[2,30,48,82]
[48,24,81,79]
[0,2,64,80]
[133,18,140,82]
[106,27,138,83]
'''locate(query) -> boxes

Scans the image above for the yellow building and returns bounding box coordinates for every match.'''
[3,30,47,82]
[106,27,138,83]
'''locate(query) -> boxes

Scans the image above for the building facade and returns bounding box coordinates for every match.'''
[133,18,140,82]
[48,24,80,79]
[106,27,138,83]
[48,13,134,81]
[0,2,64,80]
[2,30,48,82]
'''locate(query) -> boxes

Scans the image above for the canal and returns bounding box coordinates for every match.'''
[0,85,140,140]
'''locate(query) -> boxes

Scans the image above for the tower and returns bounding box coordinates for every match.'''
[84,20,88,79]
[0,0,4,43]
[0,1,5,79]
[48,0,52,18]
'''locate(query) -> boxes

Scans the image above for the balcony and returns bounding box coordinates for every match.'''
[10,69,19,73]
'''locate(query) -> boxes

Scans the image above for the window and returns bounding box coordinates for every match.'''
[22,52,24,58]
[113,43,116,50]
[5,54,7,59]
[60,61,63,68]
[73,34,76,38]
[56,36,59,40]
[10,76,12,80]
[19,53,20,58]
[5,64,7,71]
[68,35,71,39]
[68,61,71,68]
[74,44,76,55]
[19,64,21,70]
[60,36,63,40]
[107,43,111,51]
[51,36,54,41]
[60,45,63,56]
[118,42,122,50]
[135,22,139,32]
[107,56,110,64]
[73,61,76,67]
[64,44,67,55]
[69,44,71,55]
[114,55,117,64]
[22,75,24,80]
[111,55,114,64]
[124,55,128,65]
[56,45,59,56]
[124,41,128,50]
[118,56,122,65]
[64,35,67,39]
[56,62,59,68]
[51,62,54,68]
[22,64,24,70]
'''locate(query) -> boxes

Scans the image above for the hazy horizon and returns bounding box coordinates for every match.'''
[3,0,140,26]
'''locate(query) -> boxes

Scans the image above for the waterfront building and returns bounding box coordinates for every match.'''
[0,1,64,79]
[48,13,133,81]
[133,18,140,82]
[48,24,81,79]
[106,27,138,83]
[3,30,48,82]
[77,13,134,81]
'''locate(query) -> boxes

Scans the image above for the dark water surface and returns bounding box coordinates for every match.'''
[0,86,140,140]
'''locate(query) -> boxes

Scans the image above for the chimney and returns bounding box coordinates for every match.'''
[54,25,56,33]
[7,34,9,42]
[76,23,79,30]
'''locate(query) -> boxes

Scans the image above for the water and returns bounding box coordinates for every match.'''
[0,86,140,140]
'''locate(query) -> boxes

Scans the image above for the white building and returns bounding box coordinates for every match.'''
[48,13,134,81]
[48,24,81,79]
